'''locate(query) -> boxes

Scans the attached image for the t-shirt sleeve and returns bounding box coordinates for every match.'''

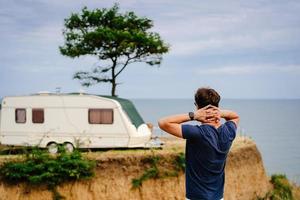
[182,124,202,140]
[225,121,237,141]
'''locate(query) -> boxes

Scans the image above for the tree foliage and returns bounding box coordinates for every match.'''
[60,4,169,96]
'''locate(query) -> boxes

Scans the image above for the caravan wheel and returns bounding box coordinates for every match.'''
[63,142,74,153]
[47,142,58,154]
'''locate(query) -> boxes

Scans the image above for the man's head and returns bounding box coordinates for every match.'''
[194,87,220,109]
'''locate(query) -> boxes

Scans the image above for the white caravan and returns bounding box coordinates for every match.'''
[0,92,154,153]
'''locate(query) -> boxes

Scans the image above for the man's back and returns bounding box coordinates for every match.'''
[158,87,239,200]
[182,121,237,200]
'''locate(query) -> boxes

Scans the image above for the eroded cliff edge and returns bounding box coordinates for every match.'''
[0,137,271,200]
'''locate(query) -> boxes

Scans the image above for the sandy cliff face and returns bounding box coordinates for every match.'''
[0,137,271,200]
[224,139,271,199]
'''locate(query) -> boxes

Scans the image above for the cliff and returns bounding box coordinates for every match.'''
[0,137,271,200]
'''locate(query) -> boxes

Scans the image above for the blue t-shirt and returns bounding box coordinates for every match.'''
[182,121,237,200]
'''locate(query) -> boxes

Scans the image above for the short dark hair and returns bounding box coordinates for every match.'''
[194,87,220,108]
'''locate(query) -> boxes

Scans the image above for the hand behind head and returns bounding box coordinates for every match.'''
[195,105,221,123]
[204,105,221,123]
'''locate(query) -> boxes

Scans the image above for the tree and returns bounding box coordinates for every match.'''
[59,4,169,96]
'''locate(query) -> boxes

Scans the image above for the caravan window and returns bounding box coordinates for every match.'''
[32,108,44,123]
[88,109,113,124]
[15,108,26,123]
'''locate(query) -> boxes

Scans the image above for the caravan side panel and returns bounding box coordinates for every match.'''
[0,95,131,148]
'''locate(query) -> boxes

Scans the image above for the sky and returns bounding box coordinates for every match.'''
[1,0,300,99]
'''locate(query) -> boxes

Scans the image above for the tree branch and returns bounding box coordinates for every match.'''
[115,56,131,78]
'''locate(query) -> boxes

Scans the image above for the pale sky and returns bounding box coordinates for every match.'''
[1,0,300,99]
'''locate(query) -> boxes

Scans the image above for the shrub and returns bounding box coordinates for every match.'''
[131,152,186,188]
[174,152,185,172]
[270,174,293,200]
[0,148,95,200]
[258,174,294,200]
[132,156,160,188]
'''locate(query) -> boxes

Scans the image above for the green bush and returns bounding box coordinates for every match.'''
[132,156,160,188]
[132,152,186,189]
[0,148,95,199]
[174,152,185,172]
[258,174,294,200]
[270,174,293,200]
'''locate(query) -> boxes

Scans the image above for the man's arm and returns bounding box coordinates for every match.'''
[158,114,189,138]
[158,105,215,138]
[220,109,240,127]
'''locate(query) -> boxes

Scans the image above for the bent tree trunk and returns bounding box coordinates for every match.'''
[111,79,116,97]
[111,62,117,97]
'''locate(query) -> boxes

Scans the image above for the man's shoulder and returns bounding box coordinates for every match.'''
[222,121,237,131]
[219,121,237,141]
[181,124,204,139]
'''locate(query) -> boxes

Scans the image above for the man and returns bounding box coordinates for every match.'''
[158,87,239,200]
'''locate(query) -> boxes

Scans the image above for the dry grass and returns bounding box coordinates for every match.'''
[0,136,252,163]
[292,183,300,200]
[0,145,6,151]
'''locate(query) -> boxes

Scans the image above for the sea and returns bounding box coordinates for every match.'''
[131,99,300,185]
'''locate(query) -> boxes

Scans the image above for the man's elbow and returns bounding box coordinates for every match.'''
[158,119,171,132]
[158,119,166,130]
[232,113,240,126]
[234,112,240,121]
